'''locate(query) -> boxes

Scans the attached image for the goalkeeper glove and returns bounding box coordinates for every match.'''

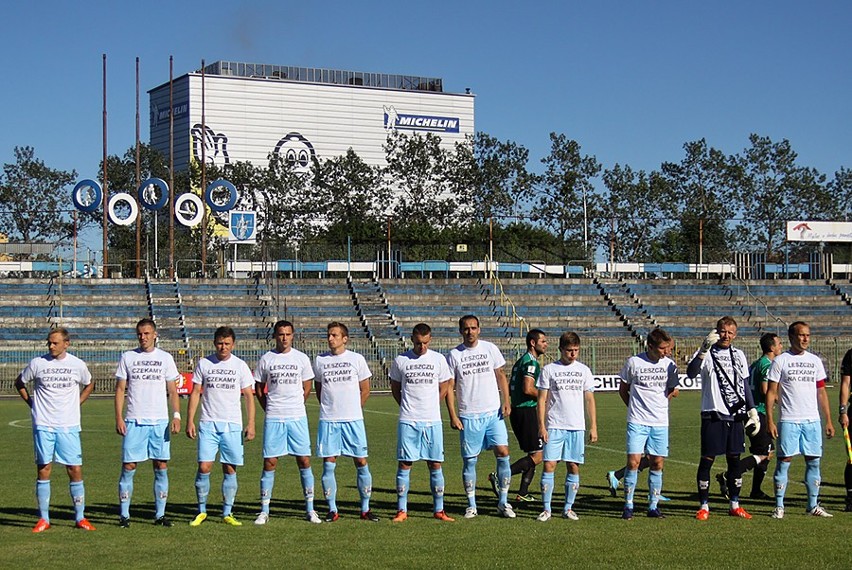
[745,408,760,436]
[698,330,720,359]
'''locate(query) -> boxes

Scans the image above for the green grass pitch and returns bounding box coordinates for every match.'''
[1,391,849,568]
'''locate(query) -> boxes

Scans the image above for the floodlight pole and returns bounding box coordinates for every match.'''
[102,53,109,278]
[135,57,142,278]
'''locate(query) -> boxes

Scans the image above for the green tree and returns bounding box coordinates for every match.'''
[0,146,77,243]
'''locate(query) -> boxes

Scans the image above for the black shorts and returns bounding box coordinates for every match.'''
[700,413,746,457]
[510,406,543,453]
[747,411,773,456]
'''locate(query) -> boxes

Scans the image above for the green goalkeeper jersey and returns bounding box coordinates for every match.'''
[510,352,540,408]
[749,354,771,414]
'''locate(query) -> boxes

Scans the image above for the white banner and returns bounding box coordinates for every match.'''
[787,221,852,242]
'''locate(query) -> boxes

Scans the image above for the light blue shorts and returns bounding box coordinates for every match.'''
[198,422,244,466]
[316,419,368,459]
[778,420,823,458]
[459,411,509,459]
[122,420,171,463]
[263,416,311,458]
[34,427,82,466]
[397,421,444,463]
[626,422,669,457]
[543,428,585,464]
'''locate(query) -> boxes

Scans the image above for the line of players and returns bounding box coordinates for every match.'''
[13,313,844,531]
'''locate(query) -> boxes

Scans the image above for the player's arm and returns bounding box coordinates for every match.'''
[585,390,598,443]
[765,381,779,439]
[537,388,549,443]
[445,378,463,430]
[186,383,202,439]
[522,373,538,398]
[302,379,312,402]
[839,373,851,429]
[80,380,95,404]
[359,378,371,408]
[818,383,834,438]
[439,378,450,403]
[495,366,510,417]
[391,380,402,406]
[14,374,32,408]
[618,379,630,406]
[115,378,128,435]
[242,386,256,441]
[255,382,267,411]
[167,378,181,434]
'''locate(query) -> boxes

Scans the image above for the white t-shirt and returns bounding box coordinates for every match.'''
[389,348,451,423]
[447,340,507,417]
[193,353,254,425]
[537,359,595,431]
[620,352,680,427]
[314,350,371,422]
[693,346,750,415]
[116,347,180,422]
[254,348,314,420]
[768,350,826,422]
[20,352,92,429]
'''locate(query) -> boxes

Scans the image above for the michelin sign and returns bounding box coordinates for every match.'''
[383,105,460,133]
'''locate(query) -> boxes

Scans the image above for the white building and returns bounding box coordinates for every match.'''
[149,61,475,173]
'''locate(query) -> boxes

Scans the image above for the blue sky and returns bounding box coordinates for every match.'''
[3,1,850,187]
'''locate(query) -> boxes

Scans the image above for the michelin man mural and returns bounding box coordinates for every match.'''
[191,123,231,167]
[273,132,318,174]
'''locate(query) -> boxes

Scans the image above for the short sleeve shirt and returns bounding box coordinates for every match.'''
[620,352,679,427]
[767,350,826,422]
[510,352,540,408]
[749,354,772,414]
[254,348,314,420]
[116,347,180,422]
[447,340,507,417]
[389,349,451,423]
[536,359,594,430]
[193,353,254,426]
[693,346,750,415]
[21,352,92,429]
[314,350,371,422]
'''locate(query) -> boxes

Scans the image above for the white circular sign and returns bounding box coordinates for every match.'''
[107,192,139,226]
[175,193,204,227]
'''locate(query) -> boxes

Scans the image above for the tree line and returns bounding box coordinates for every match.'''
[1,131,849,272]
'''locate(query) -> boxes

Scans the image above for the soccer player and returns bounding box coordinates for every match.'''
[389,323,455,522]
[314,321,378,522]
[15,328,96,532]
[446,314,514,518]
[535,332,597,522]
[499,328,547,503]
[186,326,256,526]
[618,327,680,520]
[253,320,320,524]
[687,316,760,520]
[114,318,182,528]
[838,345,852,510]
[766,321,834,518]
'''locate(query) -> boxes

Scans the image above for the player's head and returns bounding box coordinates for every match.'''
[273,320,295,353]
[759,332,782,357]
[558,331,580,364]
[327,321,349,354]
[136,318,158,352]
[715,316,738,348]
[213,326,236,360]
[526,329,548,357]
[646,328,674,361]
[46,327,70,359]
[411,323,432,356]
[788,321,810,354]
[459,315,480,347]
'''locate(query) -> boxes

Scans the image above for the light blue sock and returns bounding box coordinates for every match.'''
[118,468,136,518]
[805,458,821,510]
[357,465,373,513]
[541,471,555,513]
[36,480,50,522]
[624,469,638,509]
[299,467,315,513]
[565,473,580,512]
[648,470,663,510]
[463,457,478,508]
[195,471,210,514]
[153,468,168,519]
[322,461,338,513]
[222,473,238,517]
[430,467,445,513]
[69,481,85,522]
[774,460,791,508]
[260,469,275,514]
[496,456,511,507]
[396,467,411,512]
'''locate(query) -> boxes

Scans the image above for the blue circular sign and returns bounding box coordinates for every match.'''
[204,179,238,212]
[138,178,170,210]
[72,179,103,212]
